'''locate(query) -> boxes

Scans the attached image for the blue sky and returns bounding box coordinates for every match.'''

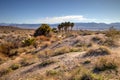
[0,0,120,24]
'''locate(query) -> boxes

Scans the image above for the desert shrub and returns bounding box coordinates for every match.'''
[0,68,12,77]
[52,28,58,33]
[103,38,118,47]
[9,49,18,57]
[0,42,15,56]
[83,60,91,64]
[22,38,35,47]
[36,35,50,41]
[78,30,93,36]
[70,67,103,80]
[53,46,70,56]
[9,63,21,70]
[75,42,92,48]
[83,46,111,57]
[70,47,81,52]
[39,60,55,67]
[34,24,51,37]
[20,54,36,67]
[94,57,119,72]
[105,26,120,40]
[0,58,4,64]
[80,73,97,80]
[0,63,21,77]
[46,70,59,76]
[91,36,104,45]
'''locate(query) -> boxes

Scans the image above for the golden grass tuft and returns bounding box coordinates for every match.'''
[84,46,111,57]
[94,56,120,72]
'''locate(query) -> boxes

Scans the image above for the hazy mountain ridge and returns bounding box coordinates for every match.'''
[0,22,120,30]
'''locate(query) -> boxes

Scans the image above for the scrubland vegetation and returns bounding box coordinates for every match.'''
[0,24,120,80]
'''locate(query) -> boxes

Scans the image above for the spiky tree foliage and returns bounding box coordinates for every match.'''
[57,22,74,32]
[61,23,64,32]
[34,24,51,37]
[58,24,61,32]
[71,23,74,31]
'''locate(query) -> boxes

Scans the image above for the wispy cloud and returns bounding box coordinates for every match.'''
[35,15,96,24]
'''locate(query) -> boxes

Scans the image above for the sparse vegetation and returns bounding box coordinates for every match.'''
[9,63,21,70]
[46,70,60,76]
[0,25,120,80]
[39,60,55,67]
[105,26,120,40]
[0,42,16,57]
[83,60,91,64]
[94,57,119,72]
[84,46,111,57]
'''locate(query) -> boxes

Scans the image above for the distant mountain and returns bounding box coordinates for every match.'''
[0,22,120,30]
[0,26,22,30]
[75,22,120,30]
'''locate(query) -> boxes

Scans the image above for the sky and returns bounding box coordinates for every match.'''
[0,0,120,24]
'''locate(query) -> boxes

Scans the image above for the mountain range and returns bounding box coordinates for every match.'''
[0,22,120,30]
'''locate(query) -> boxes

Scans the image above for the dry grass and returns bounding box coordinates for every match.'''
[94,56,120,72]
[20,54,37,66]
[39,59,55,67]
[83,46,111,57]
[103,38,119,47]
[91,36,105,45]
[53,46,70,55]
[36,35,50,41]
[0,28,120,80]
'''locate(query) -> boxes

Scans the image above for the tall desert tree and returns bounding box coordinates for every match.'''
[58,24,61,32]
[71,23,74,31]
[57,22,74,33]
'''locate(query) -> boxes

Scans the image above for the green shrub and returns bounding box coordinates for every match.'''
[52,28,58,33]
[80,73,96,80]
[22,38,35,47]
[34,24,51,37]
[46,70,59,76]
[10,63,21,70]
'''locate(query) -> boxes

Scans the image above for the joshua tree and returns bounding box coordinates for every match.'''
[58,24,61,32]
[57,22,74,33]
[61,23,64,32]
[71,23,74,31]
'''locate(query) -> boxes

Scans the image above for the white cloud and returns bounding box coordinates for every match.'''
[35,15,96,24]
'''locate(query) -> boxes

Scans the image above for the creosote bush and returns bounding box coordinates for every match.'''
[34,24,51,37]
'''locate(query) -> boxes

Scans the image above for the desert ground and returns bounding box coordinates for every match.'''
[0,26,120,80]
